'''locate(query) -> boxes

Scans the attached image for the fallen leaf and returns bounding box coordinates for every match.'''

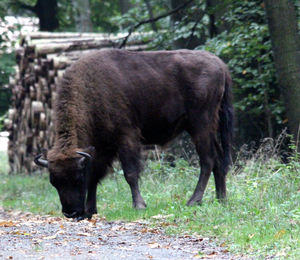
[43,234,58,240]
[43,230,65,240]
[11,230,31,236]
[0,221,16,227]
[148,242,161,249]
[88,219,97,226]
[159,222,177,227]
[274,229,286,239]
[119,246,133,251]
[140,228,160,234]
[111,225,122,231]
[194,251,218,259]
[248,233,255,239]
[77,232,91,237]
[220,242,226,247]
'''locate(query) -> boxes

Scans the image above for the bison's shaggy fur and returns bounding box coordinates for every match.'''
[36,49,234,219]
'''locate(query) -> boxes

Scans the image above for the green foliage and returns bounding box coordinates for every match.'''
[200,0,285,141]
[112,0,208,50]
[90,0,123,33]
[0,0,11,18]
[0,17,15,117]
[150,1,209,50]
[0,52,16,86]
[111,0,168,35]
[56,0,122,33]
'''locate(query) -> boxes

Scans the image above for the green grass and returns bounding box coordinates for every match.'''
[0,150,299,258]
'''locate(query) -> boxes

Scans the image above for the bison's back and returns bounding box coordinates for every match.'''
[58,49,227,145]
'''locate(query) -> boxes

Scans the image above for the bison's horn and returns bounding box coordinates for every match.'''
[76,151,92,166]
[34,154,49,168]
[76,151,92,159]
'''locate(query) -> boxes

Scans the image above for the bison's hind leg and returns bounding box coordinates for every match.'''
[186,108,220,206]
[119,139,147,209]
[212,138,227,202]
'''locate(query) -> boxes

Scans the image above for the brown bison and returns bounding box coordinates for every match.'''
[34,49,233,220]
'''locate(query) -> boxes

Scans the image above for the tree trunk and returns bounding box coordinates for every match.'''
[264,0,300,149]
[170,0,188,48]
[206,0,228,38]
[119,0,132,14]
[144,0,157,31]
[15,0,59,31]
[72,0,93,32]
[35,0,59,31]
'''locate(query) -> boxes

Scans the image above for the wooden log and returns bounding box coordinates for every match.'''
[22,32,111,40]
[34,39,114,56]
[4,119,12,130]
[39,112,47,130]
[8,31,150,174]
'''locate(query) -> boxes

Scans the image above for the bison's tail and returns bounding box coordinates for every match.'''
[219,68,234,174]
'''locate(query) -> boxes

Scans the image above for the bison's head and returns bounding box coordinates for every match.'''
[34,148,94,220]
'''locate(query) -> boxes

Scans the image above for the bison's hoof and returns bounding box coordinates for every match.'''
[134,201,147,209]
[76,216,85,221]
[186,198,202,207]
[86,208,97,215]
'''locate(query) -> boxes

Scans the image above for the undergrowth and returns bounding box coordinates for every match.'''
[0,139,299,258]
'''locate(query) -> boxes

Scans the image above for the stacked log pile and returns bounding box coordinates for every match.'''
[5,32,149,174]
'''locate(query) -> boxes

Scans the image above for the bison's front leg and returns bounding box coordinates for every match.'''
[85,176,98,218]
[119,144,147,209]
[86,184,97,217]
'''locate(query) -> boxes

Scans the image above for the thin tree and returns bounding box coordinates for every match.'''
[119,0,132,14]
[144,0,157,31]
[11,0,59,31]
[72,0,93,32]
[264,0,300,149]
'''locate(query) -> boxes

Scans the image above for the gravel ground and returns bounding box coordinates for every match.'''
[0,208,242,260]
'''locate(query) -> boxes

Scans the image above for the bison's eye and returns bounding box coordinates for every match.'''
[49,174,65,188]
[73,171,85,185]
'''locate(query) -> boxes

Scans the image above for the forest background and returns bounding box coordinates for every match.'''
[0,0,300,151]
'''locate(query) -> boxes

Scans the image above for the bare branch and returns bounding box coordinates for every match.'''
[119,0,194,49]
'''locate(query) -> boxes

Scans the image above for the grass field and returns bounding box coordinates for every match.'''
[0,150,299,259]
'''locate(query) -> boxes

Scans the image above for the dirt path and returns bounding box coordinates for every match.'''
[0,208,237,259]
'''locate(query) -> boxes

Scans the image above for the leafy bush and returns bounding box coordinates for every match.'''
[200,0,285,143]
[0,15,15,120]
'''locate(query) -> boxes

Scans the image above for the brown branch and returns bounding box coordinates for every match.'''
[119,0,194,48]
